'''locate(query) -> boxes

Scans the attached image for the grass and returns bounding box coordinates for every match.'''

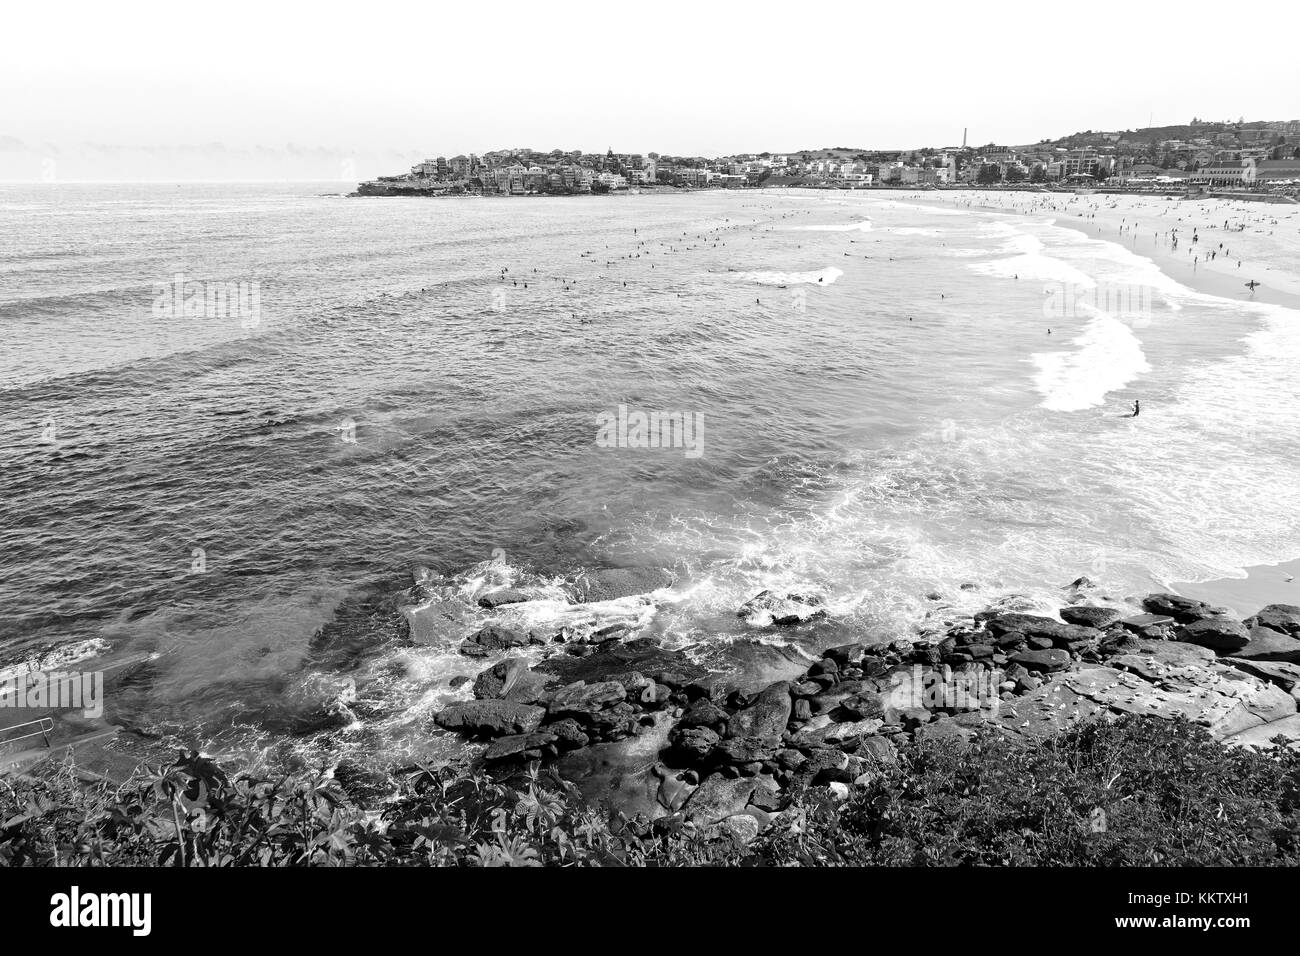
[2,716,1297,866]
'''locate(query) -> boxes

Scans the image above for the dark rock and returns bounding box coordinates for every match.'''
[807,658,839,678]
[715,736,779,765]
[679,698,729,730]
[1009,648,1072,673]
[748,786,784,812]
[547,680,627,715]
[983,612,1099,648]
[1059,605,1122,629]
[683,773,775,826]
[556,712,676,820]
[669,725,720,763]
[838,691,888,720]
[1119,613,1177,632]
[823,643,868,667]
[461,624,528,654]
[775,749,806,772]
[792,698,812,722]
[535,637,707,688]
[590,623,630,643]
[1245,604,1300,638]
[435,700,545,737]
[483,732,557,761]
[1027,636,1055,650]
[448,675,472,689]
[1065,576,1096,590]
[544,718,590,751]
[1142,593,1229,624]
[725,681,792,740]
[1180,617,1251,653]
[477,588,531,609]
[472,658,549,703]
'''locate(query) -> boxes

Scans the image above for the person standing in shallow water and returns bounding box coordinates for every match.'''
[1133,399,1141,417]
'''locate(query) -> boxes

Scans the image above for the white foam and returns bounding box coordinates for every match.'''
[1030,305,1151,411]
[734,266,844,286]
[790,220,873,233]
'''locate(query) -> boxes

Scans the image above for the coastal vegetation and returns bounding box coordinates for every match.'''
[3,715,1298,866]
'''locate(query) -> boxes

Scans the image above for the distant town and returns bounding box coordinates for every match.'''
[355,117,1300,198]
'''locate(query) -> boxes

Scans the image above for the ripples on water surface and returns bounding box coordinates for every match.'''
[2,183,1298,766]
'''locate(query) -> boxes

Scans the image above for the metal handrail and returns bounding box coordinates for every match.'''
[0,717,55,749]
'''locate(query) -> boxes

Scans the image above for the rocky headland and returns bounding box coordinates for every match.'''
[426,574,1300,844]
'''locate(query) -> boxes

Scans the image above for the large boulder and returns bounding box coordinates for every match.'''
[547,680,627,715]
[483,732,557,762]
[725,681,792,740]
[555,712,677,819]
[982,613,1099,648]
[1179,617,1251,653]
[472,658,550,703]
[737,590,828,627]
[435,700,545,737]
[461,624,528,655]
[1230,627,1300,664]
[1009,648,1072,673]
[1059,605,1122,629]
[1142,593,1228,624]
[1245,604,1300,638]
[682,772,779,826]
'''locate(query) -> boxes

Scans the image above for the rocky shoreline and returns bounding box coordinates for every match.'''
[427,577,1300,843]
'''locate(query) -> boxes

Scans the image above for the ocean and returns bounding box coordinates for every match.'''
[3,182,1299,769]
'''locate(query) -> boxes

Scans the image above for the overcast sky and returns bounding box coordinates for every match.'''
[3,0,1297,179]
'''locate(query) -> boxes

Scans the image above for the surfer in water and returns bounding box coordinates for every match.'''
[1246,280,1260,294]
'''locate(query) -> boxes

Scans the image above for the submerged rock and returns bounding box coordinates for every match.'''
[568,567,674,603]
[736,590,828,627]
[477,588,531,609]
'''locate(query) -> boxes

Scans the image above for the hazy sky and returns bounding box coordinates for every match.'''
[3,0,1297,179]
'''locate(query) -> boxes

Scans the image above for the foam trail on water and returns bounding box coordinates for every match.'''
[1030,304,1150,411]
[733,266,844,286]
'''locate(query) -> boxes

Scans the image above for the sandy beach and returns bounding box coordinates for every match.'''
[917,189,1300,310]
[900,189,1300,619]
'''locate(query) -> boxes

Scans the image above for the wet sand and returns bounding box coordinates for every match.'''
[1174,558,1300,619]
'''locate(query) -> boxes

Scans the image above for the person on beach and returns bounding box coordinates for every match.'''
[1132,399,1141,417]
